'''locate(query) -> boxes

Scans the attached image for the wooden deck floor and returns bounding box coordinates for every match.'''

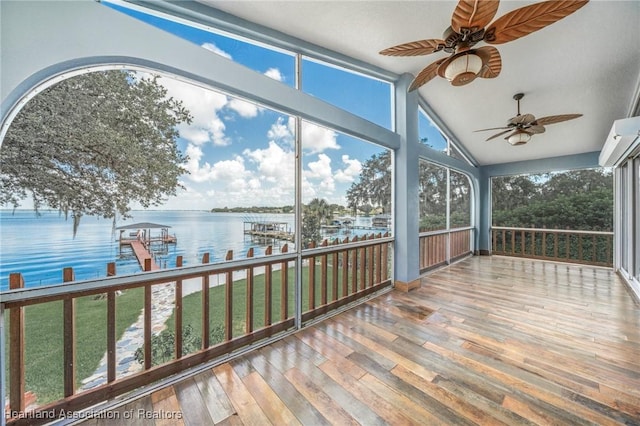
[81,256,640,425]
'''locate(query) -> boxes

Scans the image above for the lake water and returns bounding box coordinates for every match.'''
[0,210,380,291]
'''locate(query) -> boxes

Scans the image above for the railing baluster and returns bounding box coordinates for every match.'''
[531,229,536,256]
[308,241,316,310]
[106,263,116,382]
[501,229,506,254]
[592,234,597,263]
[367,235,375,288]
[332,239,339,302]
[202,253,210,349]
[342,237,349,297]
[225,250,233,341]
[578,234,583,261]
[280,244,289,321]
[511,230,515,255]
[520,230,525,255]
[63,267,76,396]
[382,232,389,281]
[246,248,254,333]
[320,240,328,305]
[554,229,559,259]
[351,236,359,293]
[9,273,25,413]
[359,238,366,291]
[566,228,571,260]
[375,233,382,285]
[175,256,183,359]
[265,246,273,327]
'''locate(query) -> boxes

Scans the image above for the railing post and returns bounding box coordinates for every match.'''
[175,256,183,359]
[62,267,76,397]
[106,263,116,383]
[202,253,210,349]
[224,250,233,341]
[9,273,25,413]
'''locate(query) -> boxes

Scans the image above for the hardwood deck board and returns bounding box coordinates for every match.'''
[83,257,639,425]
[193,369,236,424]
[241,371,300,426]
[245,349,330,425]
[173,377,215,426]
[212,363,270,426]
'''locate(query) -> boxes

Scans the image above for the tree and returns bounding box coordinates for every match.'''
[491,169,613,230]
[301,198,332,246]
[346,151,391,214]
[0,70,192,235]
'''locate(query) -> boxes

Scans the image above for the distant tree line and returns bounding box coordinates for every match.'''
[492,169,613,231]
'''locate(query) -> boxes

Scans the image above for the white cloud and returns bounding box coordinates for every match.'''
[228,98,260,118]
[244,141,295,186]
[201,42,232,59]
[264,68,284,82]
[302,121,339,153]
[334,155,362,183]
[306,154,335,193]
[156,76,230,146]
[267,116,295,146]
[184,144,248,183]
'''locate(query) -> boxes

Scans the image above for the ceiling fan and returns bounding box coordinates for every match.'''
[475,93,582,145]
[379,0,589,90]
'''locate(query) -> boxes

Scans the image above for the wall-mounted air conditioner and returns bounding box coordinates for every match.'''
[599,116,640,167]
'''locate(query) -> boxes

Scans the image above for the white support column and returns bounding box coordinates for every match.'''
[393,74,421,291]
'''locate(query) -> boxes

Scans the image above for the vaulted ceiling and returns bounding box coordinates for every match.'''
[195,1,639,166]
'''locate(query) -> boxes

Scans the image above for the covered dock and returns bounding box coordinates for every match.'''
[116,222,176,271]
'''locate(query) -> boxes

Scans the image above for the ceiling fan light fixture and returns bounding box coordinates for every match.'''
[444,52,482,86]
[507,130,531,146]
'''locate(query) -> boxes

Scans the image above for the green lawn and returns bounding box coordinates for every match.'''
[5,255,382,406]
[5,287,144,404]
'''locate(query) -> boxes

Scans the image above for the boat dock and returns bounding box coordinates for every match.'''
[128,240,159,271]
[244,221,294,242]
[116,222,176,271]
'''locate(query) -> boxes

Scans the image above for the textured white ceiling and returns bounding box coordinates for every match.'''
[198,1,640,166]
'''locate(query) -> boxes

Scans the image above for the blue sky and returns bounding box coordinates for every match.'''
[101,1,403,211]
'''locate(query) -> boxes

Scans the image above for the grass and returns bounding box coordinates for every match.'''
[5,287,144,405]
[5,252,386,406]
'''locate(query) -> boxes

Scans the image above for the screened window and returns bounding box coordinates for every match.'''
[418,108,447,152]
[301,120,391,248]
[450,170,472,228]
[418,161,447,232]
[301,58,392,130]
[104,2,296,87]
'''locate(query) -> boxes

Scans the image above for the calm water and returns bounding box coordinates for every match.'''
[0,210,378,291]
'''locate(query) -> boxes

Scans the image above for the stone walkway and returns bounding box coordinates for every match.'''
[80,283,177,390]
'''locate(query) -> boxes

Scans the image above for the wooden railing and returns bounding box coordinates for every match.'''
[302,233,392,324]
[1,233,392,424]
[419,227,473,272]
[491,226,613,267]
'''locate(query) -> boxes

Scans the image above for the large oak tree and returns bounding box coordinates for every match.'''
[1,70,192,234]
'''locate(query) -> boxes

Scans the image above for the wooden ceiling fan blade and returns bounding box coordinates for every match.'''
[527,124,546,134]
[509,113,536,125]
[474,126,511,132]
[451,0,500,34]
[485,0,589,45]
[409,58,448,91]
[379,39,445,56]
[536,113,583,125]
[474,46,502,79]
[485,129,513,141]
